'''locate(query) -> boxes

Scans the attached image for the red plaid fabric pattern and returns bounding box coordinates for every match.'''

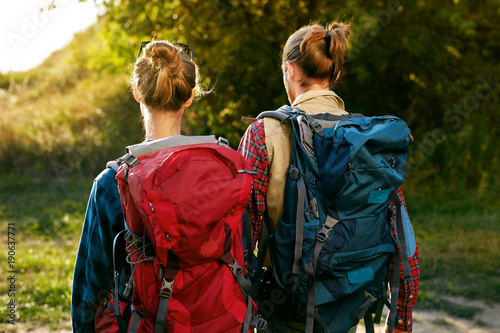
[238,120,269,246]
[388,187,421,331]
[238,121,420,332]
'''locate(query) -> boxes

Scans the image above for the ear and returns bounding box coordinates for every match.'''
[132,83,142,103]
[286,61,297,82]
[184,88,195,108]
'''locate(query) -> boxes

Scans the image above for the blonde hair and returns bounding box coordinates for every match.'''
[131,41,203,111]
[282,22,351,89]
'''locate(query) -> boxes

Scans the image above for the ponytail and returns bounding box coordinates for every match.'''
[283,22,351,89]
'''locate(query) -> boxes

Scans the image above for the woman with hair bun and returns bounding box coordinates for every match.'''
[239,22,420,333]
[71,40,209,332]
[132,41,203,140]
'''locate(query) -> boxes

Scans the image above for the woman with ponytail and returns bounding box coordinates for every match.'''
[71,41,206,332]
[239,22,420,333]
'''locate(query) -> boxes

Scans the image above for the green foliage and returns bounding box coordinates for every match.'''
[60,0,500,191]
[0,44,143,176]
[2,0,500,191]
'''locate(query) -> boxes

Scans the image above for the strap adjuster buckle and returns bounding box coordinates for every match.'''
[218,137,230,147]
[311,121,323,134]
[120,153,139,167]
[227,260,243,278]
[160,278,174,298]
[316,225,332,243]
[251,317,268,330]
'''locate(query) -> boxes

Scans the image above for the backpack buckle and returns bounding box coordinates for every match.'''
[304,114,324,136]
[288,165,300,180]
[160,278,174,298]
[227,259,244,279]
[120,153,139,167]
[316,225,333,243]
[251,317,268,330]
[218,137,230,147]
[311,121,324,135]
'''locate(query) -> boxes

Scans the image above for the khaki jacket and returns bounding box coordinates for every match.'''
[264,90,347,232]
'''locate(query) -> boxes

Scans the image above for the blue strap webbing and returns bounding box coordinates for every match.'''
[394,197,411,281]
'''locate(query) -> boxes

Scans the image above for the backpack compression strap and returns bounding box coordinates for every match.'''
[112,230,130,333]
[220,226,258,300]
[304,215,340,333]
[154,252,180,333]
[219,227,264,332]
[244,208,255,277]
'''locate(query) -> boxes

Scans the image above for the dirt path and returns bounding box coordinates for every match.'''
[5,297,500,332]
[410,296,500,333]
[358,296,500,333]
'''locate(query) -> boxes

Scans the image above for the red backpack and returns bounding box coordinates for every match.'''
[106,137,261,332]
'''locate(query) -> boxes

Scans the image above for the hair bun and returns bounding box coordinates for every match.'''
[147,42,182,75]
[132,40,199,111]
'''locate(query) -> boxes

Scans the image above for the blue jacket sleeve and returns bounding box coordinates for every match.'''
[71,168,127,332]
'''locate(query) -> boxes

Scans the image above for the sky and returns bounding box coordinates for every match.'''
[0,0,101,73]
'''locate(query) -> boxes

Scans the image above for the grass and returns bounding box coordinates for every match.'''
[0,171,498,331]
[406,187,500,319]
[0,172,89,331]
[0,173,89,236]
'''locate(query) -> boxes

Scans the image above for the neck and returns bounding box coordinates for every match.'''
[141,104,183,140]
[289,82,330,104]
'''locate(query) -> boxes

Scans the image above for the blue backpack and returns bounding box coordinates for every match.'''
[246,106,413,333]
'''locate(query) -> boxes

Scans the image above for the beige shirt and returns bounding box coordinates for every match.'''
[264,90,347,232]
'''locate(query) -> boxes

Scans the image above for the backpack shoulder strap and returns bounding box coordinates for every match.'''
[257,105,296,121]
[106,160,120,172]
[241,105,297,124]
[106,152,139,174]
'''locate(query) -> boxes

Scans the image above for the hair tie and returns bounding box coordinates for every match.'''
[324,30,332,59]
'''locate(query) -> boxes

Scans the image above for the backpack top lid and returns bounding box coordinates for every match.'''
[315,114,410,220]
[256,105,410,220]
[115,137,254,267]
[107,135,219,172]
[127,135,218,157]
